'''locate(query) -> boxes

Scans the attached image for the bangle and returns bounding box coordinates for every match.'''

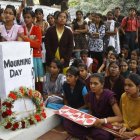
[104,118,108,124]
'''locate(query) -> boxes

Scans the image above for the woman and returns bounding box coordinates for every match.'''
[45,11,74,74]
[104,62,125,102]
[88,13,105,67]
[64,73,122,140]
[72,10,88,58]
[0,5,23,41]
[119,73,140,139]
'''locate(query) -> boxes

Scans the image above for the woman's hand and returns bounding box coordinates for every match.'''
[119,126,127,134]
[93,118,104,127]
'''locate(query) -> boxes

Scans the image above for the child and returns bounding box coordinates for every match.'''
[129,59,140,75]
[43,59,66,100]
[20,7,44,92]
[98,46,115,73]
[35,8,49,72]
[35,8,49,36]
[104,62,125,102]
[47,14,55,27]
[130,49,139,61]
[78,63,91,91]
[119,73,140,139]
[63,66,88,109]
[120,60,130,78]
[105,11,120,54]
[80,49,93,69]
[0,5,24,41]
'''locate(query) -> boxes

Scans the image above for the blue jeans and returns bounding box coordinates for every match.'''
[125,31,138,51]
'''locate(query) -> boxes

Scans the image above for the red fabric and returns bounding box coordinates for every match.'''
[23,25,42,57]
[121,17,138,32]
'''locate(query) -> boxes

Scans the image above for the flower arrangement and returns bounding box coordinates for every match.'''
[1,87,46,131]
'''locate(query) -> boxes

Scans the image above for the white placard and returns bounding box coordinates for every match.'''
[0,42,35,99]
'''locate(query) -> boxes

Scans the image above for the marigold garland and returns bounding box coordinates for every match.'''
[1,87,46,131]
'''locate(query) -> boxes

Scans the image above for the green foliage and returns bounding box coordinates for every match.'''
[69,0,140,15]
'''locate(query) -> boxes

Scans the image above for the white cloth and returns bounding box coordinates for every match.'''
[106,20,120,54]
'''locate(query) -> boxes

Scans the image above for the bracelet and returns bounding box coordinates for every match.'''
[104,118,108,124]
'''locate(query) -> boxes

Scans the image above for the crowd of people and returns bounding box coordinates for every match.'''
[0,2,140,140]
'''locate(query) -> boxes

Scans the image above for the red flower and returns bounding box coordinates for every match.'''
[21,121,26,128]
[8,92,17,100]
[12,122,19,129]
[2,102,12,108]
[6,109,12,116]
[5,122,12,129]
[41,112,46,118]
[2,112,7,118]
[34,114,41,122]
[29,119,34,125]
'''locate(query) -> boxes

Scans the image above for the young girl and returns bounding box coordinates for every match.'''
[64,73,122,140]
[98,46,115,74]
[120,60,130,78]
[47,14,55,27]
[129,59,140,75]
[0,5,23,41]
[78,63,91,91]
[119,73,140,139]
[19,8,43,92]
[43,59,66,100]
[104,62,125,102]
[63,66,88,109]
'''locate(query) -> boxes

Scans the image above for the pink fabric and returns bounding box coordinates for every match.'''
[0,24,23,41]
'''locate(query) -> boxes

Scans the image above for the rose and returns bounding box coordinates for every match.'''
[5,122,12,129]
[2,112,7,118]
[28,119,34,125]
[2,102,12,108]
[6,109,12,115]
[41,112,46,118]
[8,92,17,100]
[11,122,19,130]
[21,121,26,128]
[34,114,41,122]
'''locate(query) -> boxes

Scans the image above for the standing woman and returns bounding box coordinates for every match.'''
[0,5,23,41]
[119,73,140,139]
[19,8,43,92]
[88,13,105,67]
[45,11,74,74]
[72,10,88,58]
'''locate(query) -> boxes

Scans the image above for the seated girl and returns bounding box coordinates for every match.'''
[63,73,122,140]
[78,63,91,91]
[43,59,66,108]
[63,66,88,109]
[118,73,140,139]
